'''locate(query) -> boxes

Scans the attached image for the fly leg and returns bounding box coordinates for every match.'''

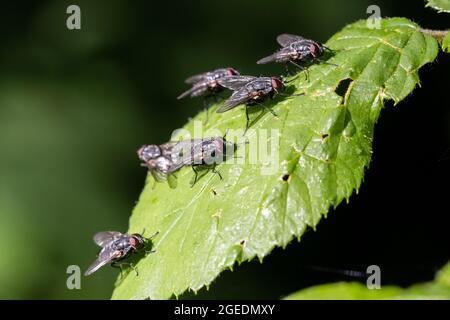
[112,261,139,276]
[141,229,159,255]
[211,163,223,180]
[264,105,278,118]
[121,262,139,276]
[289,60,308,81]
[284,63,293,76]
[128,263,139,276]
[244,102,276,135]
[190,166,199,187]
[202,96,212,125]
[111,262,124,277]
[203,107,209,125]
[314,58,338,67]
[203,94,224,125]
[244,105,250,135]
[253,100,278,120]
[147,230,160,239]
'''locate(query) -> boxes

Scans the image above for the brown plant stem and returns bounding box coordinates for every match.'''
[420,28,449,43]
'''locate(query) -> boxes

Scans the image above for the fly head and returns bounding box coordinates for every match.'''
[138,145,161,162]
[227,68,240,76]
[271,77,284,93]
[309,42,324,58]
[129,234,146,251]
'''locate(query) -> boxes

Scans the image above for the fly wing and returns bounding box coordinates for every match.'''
[257,53,279,64]
[84,249,122,276]
[277,33,305,47]
[177,82,209,99]
[217,89,251,113]
[167,174,178,189]
[151,168,169,182]
[258,47,297,64]
[170,139,201,166]
[93,231,122,247]
[150,162,184,182]
[151,164,182,189]
[184,72,208,84]
[217,76,256,91]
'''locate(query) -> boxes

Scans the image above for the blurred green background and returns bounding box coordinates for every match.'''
[0,0,449,299]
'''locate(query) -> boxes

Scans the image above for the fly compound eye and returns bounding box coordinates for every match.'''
[130,235,144,249]
[129,237,138,248]
[228,68,239,76]
[271,77,284,92]
[139,145,161,161]
[132,235,146,249]
[310,43,319,57]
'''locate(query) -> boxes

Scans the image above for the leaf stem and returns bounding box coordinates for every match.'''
[420,28,449,43]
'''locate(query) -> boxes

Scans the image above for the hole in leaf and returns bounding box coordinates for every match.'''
[335,78,352,98]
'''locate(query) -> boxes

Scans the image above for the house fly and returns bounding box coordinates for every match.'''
[177,67,240,100]
[170,136,236,186]
[138,144,184,188]
[216,75,300,132]
[138,142,177,163]
[138,136,238,186]
[140,155,183,188]
[257,34,334,78]
[84,230,158,276]
[171,136,235,166]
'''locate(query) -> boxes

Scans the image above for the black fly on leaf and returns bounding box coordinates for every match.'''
[138,143,183,188]
[216,75,303,133]
[257,34,335,79]
[138,137,236,187]
[170,136,236,186]
[85,230,158,276]
[177,68,240,100]
[178,68,240,123]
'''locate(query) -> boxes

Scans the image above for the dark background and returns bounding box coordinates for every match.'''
[0,0,448,299]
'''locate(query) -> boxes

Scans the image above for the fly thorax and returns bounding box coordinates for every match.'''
[208,80,219,89]
[155,156,172,172]
[252,81,267,91]
[111,238,128,251]
[202,141,223,165]
[171,142,191,162]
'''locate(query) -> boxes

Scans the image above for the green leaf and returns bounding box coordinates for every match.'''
[443,32,450,52]
[426,0,450,13]
[112,18,438,300]
[285,262,450,299]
